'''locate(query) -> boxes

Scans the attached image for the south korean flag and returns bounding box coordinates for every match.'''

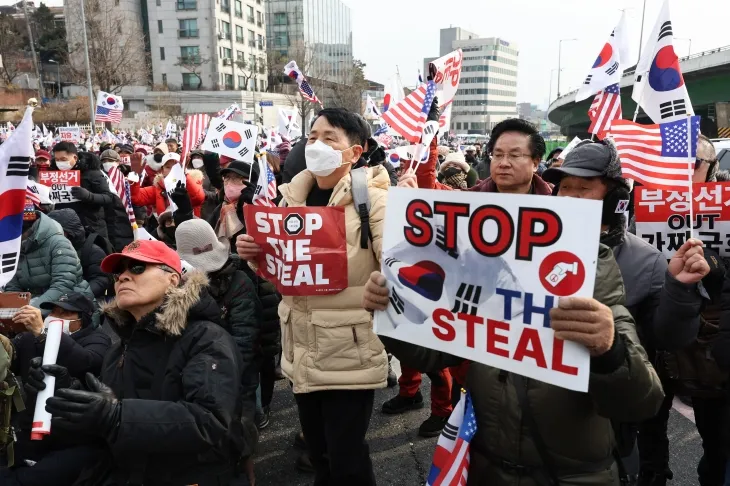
[378,215,525,332]
[575,11,629,102]
[632,0,694,123]
[0,107,34,289]
[201,119,258,163]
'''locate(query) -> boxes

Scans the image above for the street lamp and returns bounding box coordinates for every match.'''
[548,68,564,109]
[675,37,692,58]
[557,38,577,98]
[48,59,60,99]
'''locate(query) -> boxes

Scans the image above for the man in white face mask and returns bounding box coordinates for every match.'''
[236,108,389,486]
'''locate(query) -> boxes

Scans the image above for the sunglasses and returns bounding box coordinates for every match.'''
[112,261,174,281]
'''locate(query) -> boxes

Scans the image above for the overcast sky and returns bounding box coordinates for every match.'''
[8,0,730,109]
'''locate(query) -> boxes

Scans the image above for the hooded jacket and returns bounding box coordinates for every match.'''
[5,213,93,309]
[47,208,111,298]
[51,151,114,240]
[130,169,206,218]
[382,244,664,486]
[78,272,248,486]
[273,166,390,393]
[207,256,262,420]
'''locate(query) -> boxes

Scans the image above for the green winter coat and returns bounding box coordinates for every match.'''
[5,213,93,309]
[382,244,664,486]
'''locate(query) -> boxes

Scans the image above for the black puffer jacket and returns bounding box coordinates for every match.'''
[240,263,281,359]
[101,172,134,252]
[47,208,111,298]
[208,256,262,420]
[50,152,114,240]
[76,272,248,486]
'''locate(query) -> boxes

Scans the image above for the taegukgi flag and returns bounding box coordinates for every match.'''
[201,118,258,163]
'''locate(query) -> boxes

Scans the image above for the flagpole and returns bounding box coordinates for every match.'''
[686,114,694,240]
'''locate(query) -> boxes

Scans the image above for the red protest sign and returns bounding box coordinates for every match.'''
[38,170,81,187]
[244,205,348,296]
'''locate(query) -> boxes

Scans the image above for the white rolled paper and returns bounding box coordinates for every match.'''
[31,319,63,440]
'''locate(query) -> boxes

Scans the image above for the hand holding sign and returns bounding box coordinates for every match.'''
[363,271,390,311]
[550,297,615,357]
[668,238,710,284]
[236,234,261,261]
[397,172,418,189]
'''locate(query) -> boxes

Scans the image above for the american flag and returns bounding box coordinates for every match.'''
[252,155,277,207]
[610,116,701,191]
[381,80,436,143]
[284,60,321,105]
[181,113,211,166]
[108,166,137,228]
[95,105,122,124]
[373,123,389,136]
[426,390,476,486]
[26,183,41,206]
[588,84,622,140]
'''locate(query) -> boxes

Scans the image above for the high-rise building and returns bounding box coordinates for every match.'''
[425,27,518,135]
[144,0,268,91]
[264,0,353,85]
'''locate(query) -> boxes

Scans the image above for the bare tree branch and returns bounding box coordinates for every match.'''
[0,13,26,86]
[175,54,211,89]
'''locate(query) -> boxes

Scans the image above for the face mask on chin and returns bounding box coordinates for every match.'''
[43,315,81,335]
[305,140,355,177]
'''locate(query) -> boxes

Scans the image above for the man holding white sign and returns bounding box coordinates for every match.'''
[364,120,664,485]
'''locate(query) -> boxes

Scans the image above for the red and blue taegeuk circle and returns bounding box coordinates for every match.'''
[648,45,684,92]
[592,43,613,68]
[389,153,400,164]
[222,131,242,149]
[106,96,116,105]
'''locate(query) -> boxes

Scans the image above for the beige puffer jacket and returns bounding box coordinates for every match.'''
[276,166,390,393]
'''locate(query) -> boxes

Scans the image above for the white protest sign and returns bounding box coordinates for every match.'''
[374,188,602,392]
[38,171,81,204]
[163,163,185,213]
[428,49,463,107]
[58,127,80,143]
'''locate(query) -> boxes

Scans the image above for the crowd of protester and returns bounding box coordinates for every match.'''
[0,102,728,486]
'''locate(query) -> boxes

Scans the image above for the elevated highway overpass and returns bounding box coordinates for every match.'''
[548,46,730,138]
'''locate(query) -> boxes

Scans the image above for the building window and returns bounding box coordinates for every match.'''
[182,73,201,89]
[273,32,288,47]
[221,0,230,11]
[162,73,167,85]
[160,47,165,60]
[248,29,255,47]
[221,47,232,59]
[237,50,244,60]
[157,20,163,33]
[273,12,287,25]
[221,20,231,39]
[180,46,200,62]
[256,10,262,27]
[260,79,265,92]
[156,0,161,5]
[236,25,244,43]
[257,34,264,50]
[234,0,242,17]
[238,75,245,89]
[179,19,198,38]
[224,74,234,90]
[176,0,196,10]
[247,5,254,23]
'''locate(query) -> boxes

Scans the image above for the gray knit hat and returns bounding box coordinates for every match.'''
[175,219,230,274]
[542,138,629,190]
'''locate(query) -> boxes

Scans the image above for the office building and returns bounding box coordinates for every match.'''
[425,27,518,135]
[265,0,353,85]
[144,0,268,91]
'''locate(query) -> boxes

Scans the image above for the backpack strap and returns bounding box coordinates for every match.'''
[350,167,371,250]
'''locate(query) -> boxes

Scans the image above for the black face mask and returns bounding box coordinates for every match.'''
[163,225,176,241]
[602,185,630,227]
[154,153,164,163]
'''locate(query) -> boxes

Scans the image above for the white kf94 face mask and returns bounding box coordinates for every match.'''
[305,140,356,177]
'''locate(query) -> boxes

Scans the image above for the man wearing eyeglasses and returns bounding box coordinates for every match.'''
[399,118,554,197]
[694,134,729,183]
[39,240,247,485]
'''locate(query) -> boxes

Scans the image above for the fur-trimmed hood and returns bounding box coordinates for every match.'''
[102,271,219,336]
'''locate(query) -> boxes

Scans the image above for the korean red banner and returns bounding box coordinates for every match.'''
[373,188,603,392]
[38,170,81,204]
[635,183,730,258]
[243,205,349,296]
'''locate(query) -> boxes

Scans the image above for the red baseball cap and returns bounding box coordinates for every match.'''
[35,150,51,161]
[101,240,182,274]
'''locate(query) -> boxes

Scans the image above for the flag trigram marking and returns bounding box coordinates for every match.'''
[7,156,30,177]
[1,253,18,274]
[390,289,405,315]
[658,21,673,42]
[660,99,687,119]
[435,227,458,259]
[450,283,482,316]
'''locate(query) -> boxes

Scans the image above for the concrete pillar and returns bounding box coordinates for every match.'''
[717,102,730,138]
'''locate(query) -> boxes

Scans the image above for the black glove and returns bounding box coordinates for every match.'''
[427,96,440,123]
[236,180,256,217]
[202,151,223,190]
[169,180,192,215]
[25,357,76,396]
[46,373,121,439]
[70,186,92,202]
[117,164,132,177]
